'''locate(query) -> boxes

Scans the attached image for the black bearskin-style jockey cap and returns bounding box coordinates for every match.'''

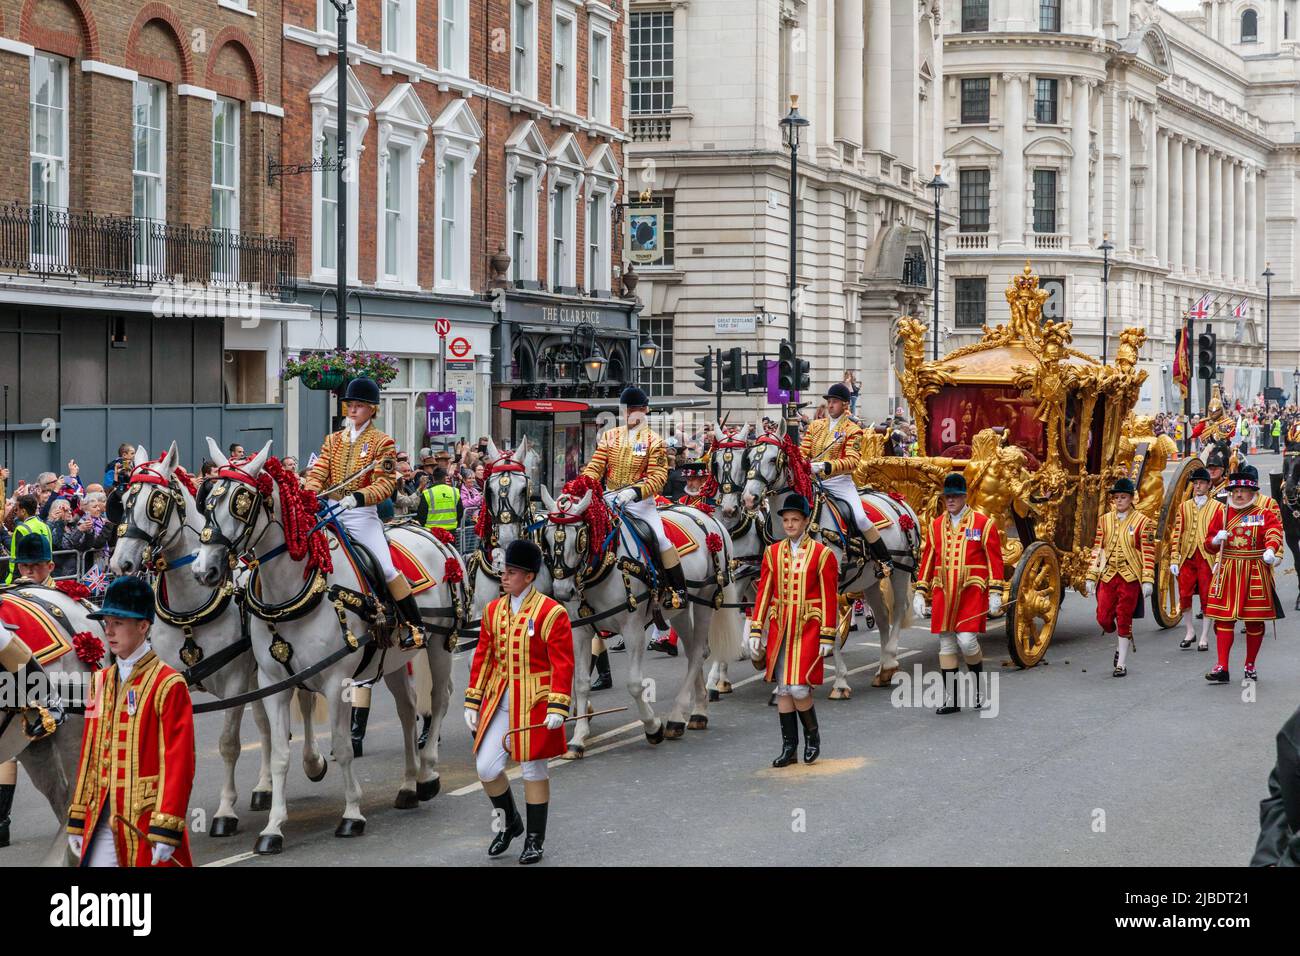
[823,382,852,403]
[89,576,156,624]
[1110,477,1136,496]
[619,385,650,409]
[342,376,381,406]
[1189,467,1211,482]
[942,473,967,497]
[504,539,544,576]
[777,493,811,518]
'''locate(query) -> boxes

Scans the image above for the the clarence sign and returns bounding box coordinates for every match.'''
[539,304,603,325]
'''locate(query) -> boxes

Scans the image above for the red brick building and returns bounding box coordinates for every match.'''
[279,1,639,483]
[0,0,304,479]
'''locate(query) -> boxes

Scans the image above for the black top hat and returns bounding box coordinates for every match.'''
[619,385,650,408]
[342,376,381,405]
[1227,470,1259,490]
[12,532,52,564]
[1110,477,1136,496]
[1189,467,1211,482]
[89,576,156,624]
[777,493,811,518]
[823,382,853,403]
[942,473,967,496]
[504,539,543,576]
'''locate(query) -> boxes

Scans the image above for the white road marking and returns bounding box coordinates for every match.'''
[203,850,259,868]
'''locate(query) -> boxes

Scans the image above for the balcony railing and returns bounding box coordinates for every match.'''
[902,254,927,287]
[630,116,672,142]
[955,232,990,250]
[0,203,297,301]
[1032,232,1066,250]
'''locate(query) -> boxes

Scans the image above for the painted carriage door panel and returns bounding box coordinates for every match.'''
[193,320,223,404]
[153,320,194,405]
[60,315,107,406]
[107,317,152,405]
[20,333,59,424]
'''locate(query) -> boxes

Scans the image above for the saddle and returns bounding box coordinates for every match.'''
[815,494,887,578]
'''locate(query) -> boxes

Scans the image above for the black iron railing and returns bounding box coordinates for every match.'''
[0,203,297,301]
[902,253,927,287]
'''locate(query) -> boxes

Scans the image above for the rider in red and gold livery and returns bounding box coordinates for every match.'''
[1203,469,1284,683]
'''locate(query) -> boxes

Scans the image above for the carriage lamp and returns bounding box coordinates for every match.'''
[638,336,660,370]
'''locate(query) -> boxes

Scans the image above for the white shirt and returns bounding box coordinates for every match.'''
[1194,495,1207,507]
[787,538,803,560]
[948,509,967,528]
[510,587,532,615]
[346,420,368,443]
[115,639,152,686]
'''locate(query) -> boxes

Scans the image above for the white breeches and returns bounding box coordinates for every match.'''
[820,474,868,533]
[776,684,812,700]
[85,817,119,868]
[938,632,982,658]
[335,505,398,581]
[475,692,550,783]
[607,492,674,551]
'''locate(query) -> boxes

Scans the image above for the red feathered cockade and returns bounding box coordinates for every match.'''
[442,559,464,585]
[55,580,91,601]
[899,513,915,532]
[428,526,456,547]
[73,631,105,669]
[706,533,723,554]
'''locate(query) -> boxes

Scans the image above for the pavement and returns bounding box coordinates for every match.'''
[3,452,1296,867]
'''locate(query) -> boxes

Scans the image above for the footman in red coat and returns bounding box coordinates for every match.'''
[1086,478,1156,678]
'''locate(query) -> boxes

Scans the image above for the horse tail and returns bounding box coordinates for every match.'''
[709,582,747,663]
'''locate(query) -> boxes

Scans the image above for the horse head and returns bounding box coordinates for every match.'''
[709,420,752,523]
[480,437,534,551]
[539,485,594,603]
[111,441,194,575]
[193,437,273,588]
[743,428,788,512]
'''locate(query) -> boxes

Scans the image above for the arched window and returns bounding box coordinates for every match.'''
[1242,9,1259,42]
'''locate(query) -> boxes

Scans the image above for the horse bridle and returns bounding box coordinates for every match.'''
[745,434,791,505]
[200,465,274,570]
[712,437,749,504]
[118,463,194,567]
[542,513,593,583]
[482,458,536,550]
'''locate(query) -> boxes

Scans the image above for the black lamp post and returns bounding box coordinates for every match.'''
[328,0,352,430]
[926,164,948,362]
[1263,263,1274,393]
[1099,235,1114,364]
[779,95,810,437]
[1292,365,1299,405]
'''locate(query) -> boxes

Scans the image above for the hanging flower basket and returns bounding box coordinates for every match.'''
[282,350,399,392]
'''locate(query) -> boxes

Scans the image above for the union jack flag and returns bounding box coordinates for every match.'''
[1232,299,1249,319]
[1188,292,1213,320]
[81,564,108,596]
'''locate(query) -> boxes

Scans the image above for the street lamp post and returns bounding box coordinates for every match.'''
[780,95,809,439]
[1292,365,1299,405]
[1263,263,1274,395]
[329,0,351,431]
[926,165,948,363]
[1098,235,1114,364]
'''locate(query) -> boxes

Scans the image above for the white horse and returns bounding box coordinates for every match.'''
[191,439,461,854]
[742,427,920,699]
[0,585,98,866]
[538,485,746,754]
[109,441,277,837]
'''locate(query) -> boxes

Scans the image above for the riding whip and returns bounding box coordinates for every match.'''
[113,814,182,866]
[319,456,396,498]
[951,597,1016,632]
[501,706,628,752]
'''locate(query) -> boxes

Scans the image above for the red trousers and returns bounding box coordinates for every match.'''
[1096,577,1141,637]
[1215,621,1265,671]
[1177,553,1213,613]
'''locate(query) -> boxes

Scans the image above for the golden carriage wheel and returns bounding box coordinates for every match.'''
[1152,455,1205,629]
[1005,541,1061,668]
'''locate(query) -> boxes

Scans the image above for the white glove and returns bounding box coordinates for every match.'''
[68,835,82,857]
[819,641,833,658]
[151,842,175,866]
[543,713,565,731]
[613,487,638,507]
[337,494,360,511]
[1263,548,1277,566]
[1212,529,1229,545]
[912,593,927,618]
[747,635,763,659]
[1085,579,1096,598]
[464,708,478,733]
[1169,563,1179,577]
[1141,582,1153,598]
[989,591,1002,614]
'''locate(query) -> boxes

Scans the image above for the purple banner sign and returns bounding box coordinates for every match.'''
[766,362,798,406]
[426,390,457,435]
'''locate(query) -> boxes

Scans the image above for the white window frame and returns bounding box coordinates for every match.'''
[583,143,618,294]
[588,21,611,125]
[440,0,469,78]
[319,0,358,41]
[431,100,482,295]
[552,2,577,113]
[505,121,546,285]
[382,0,416,59]
[546,133,585,290]
[211,97,241,282]
[374,83,430,290]
[132,79,167,274]
[29,53,69,269]
[511,0,537,99]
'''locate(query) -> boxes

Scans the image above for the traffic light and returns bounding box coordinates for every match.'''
[742,358,769,391]
[1197,330,1216,380]
[693,350,714,392]
[720,347,744,392]
[795,358,811,394]
[778,340,795,393]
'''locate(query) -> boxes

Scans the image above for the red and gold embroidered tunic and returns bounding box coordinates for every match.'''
[303,422,397,506]
[581,424,669,500]
[1087,509,1156,585]
[915,508,1004,634]
[750,537,839,685]
[67,650,195,866]
[1170,496,1221,566]
[798,416,864,477]
[1204,500,1284,621]
[465,589,575,762]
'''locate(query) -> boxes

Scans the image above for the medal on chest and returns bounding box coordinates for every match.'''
[127,688,137,717]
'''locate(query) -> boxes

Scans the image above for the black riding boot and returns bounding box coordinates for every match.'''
[773,711,799,767]
[0,782,14,849]
[867,536,893,576]
[518,802,548,864]
[589,650,613,692]
[968,662,985,709]
[797,706,821,764]
[395,594,427,650]
[936,668,961,715]
[661,560,689,609]
[487,788,524,857]
[350,705,370,758]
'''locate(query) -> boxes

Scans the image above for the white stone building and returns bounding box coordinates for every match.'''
[942,0,1300,412]
[625,0,945,424]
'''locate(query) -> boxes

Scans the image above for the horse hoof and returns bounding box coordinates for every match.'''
[305,760,328,783]
[561,746,584,760]
[664,721,686,739]
[417,778,441,801]
[718,681,734,694]
[687,714,708,730]
[209,816,239,837]
[254,834,283,855]
[394,789,419,810]
[646,724,665,745]
[708,688,721,702]
[828,686,851,701]
[334,818,366,838]
[249,791,272,811]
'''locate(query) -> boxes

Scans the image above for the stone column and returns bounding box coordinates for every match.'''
[865,0,892,155]
[1070,78,1092,250]
[1144,105,1158,261]
[1224,159,1237,282]
[1184,141,1197,272]
[1234,161,1247,279]
[1091,87,1104,247]
[1115,92,1131,252]
[1168,134,1183,271]
[1245,166,1257,282]
[1209,152,1223,277]
[1196,147,1210,273]
[1156,127,1169,265]
[1001,73,1026,247]
[835,0,865,147]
